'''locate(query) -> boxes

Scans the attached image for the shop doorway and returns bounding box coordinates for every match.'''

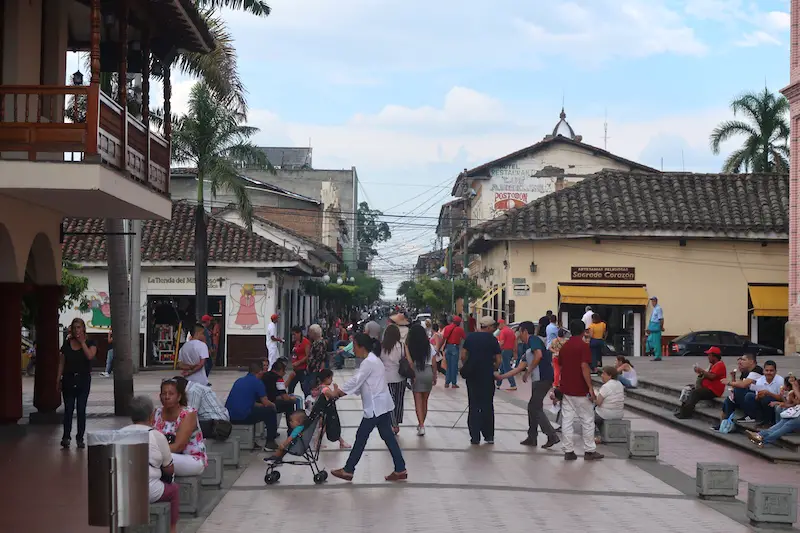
[751,315,787,352]
[146,295,226,367]
[559,303,644,358]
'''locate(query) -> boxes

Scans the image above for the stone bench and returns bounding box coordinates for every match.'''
[600,419,630,444]
[696,463,738,500]
[201,452,223,488]
[230,422,263,451]
[121,502,171,533]
[208,435,241,467]
[747,484,798,527]
[176,475,201,516]
[628,431,659,459]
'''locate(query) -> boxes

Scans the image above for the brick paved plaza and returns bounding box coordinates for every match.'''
[3,360,800,532]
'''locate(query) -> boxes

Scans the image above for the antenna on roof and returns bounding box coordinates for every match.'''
[603,108,609,150]
[681,149,685,171]
[661,157,663,171]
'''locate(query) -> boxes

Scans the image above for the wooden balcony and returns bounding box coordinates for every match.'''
[0,84,169,196]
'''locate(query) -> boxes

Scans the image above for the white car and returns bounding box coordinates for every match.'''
[414,313,432,324]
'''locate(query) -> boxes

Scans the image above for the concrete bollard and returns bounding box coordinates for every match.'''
[121,502,170,533]
[696,463,739,500]
[208,435,241,467]
[747,484,798,527]
[176,476,201,516]
[628,431,659,459]
[201,452,224,488]
[600,419,631,444]
[230,424,256,451]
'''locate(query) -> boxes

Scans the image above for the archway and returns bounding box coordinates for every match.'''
[25,232,59,286]
[0,222,19,283]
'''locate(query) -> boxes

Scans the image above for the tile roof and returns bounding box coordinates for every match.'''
[62,201,309,266]
[469,171,789,249]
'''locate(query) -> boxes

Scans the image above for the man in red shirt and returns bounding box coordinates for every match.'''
[495,320,518,391]
[676,347,727,419]
[558,319,604,461]
[442,316,466,388]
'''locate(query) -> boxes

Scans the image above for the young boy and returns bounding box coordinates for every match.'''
[264,410,308,461]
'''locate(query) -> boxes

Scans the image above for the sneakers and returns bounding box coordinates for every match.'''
[485,438,494,444]
[541,437,560,449]
[76,438,85,449]
[452,384,460,389]
[445,384,450,389]
[520,437,537,447]
[584,451,604,461]
[564,451,578,461]
[263,440,279,451]
[416,426,425,436]
[100,372,110,378]
[506,387,517,391]
[60,438,70,449]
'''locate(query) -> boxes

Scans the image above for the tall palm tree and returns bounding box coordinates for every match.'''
[710,88,790,173]
[171,82,272,318]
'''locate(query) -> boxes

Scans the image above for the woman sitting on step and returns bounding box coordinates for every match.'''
[748,374,800,448]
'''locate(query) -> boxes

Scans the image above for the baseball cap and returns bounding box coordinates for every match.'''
[704,346,721,355]
[498,319,506,325]
[452,315,462,324]
[270,313,278,321]
[649,296,658,300]
[201,314,212,322]
[479,316,496,327]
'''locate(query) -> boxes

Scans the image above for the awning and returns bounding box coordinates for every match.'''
[748,285,788,317]
[558,285,649,306]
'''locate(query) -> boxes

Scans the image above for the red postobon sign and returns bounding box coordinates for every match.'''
[494,192,528,211]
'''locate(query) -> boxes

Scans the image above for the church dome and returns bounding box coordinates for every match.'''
[552,108,576,139]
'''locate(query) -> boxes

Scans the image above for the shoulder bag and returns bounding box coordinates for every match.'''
[398,342,416,380]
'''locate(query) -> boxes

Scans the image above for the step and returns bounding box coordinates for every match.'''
[623,396,800,464]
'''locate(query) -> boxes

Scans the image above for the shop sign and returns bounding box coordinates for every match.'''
[513,284,530,296]
[147,276,226,290]
[571,267,635,281]
[512,277,527,285]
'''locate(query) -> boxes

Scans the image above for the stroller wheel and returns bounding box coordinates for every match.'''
[320,470,329,480]
[265,471,280,485]
[313,472,326,484]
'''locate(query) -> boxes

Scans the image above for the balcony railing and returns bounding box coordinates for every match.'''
[0,84,169,195]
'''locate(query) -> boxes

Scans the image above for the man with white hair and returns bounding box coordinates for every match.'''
[581,306,594,330]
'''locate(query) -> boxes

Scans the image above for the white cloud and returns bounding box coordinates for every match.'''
[737,31,782,47]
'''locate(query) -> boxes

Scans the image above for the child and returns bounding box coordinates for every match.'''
[266,410,308,461]
[307,369,350,449]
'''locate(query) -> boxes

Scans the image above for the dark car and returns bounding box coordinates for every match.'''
[669,330,783,357]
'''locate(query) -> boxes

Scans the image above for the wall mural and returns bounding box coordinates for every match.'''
[228,283,268,331]
[87,291,112,329]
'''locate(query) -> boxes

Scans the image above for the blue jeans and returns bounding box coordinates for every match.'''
[496,349,516,388]
[589,339,604,370]
[744,392,777,424]
[344,412,406,474]
[617,375,635,389]
[105,349,114,374]
[722,387,749,418]
[759,416,800,444]
[445,345,460,386]
[233,405,278,440]
[62,374,91,442]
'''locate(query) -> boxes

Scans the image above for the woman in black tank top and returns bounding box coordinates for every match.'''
[58,318,97,448]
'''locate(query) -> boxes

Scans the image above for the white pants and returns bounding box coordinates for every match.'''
[268,348,279,370]
[561,395,596,454]
[172,453,205,476]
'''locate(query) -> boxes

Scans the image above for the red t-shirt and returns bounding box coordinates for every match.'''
[442,324,466,345]
[498,327,516,350]
[557,337,592,397]
[292,337,310,370]
[701,361,727,397]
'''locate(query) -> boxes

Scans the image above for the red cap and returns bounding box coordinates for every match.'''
[704,346,721,355]
[201,314,212,323]
[271,313,279,321]
[498,319,506,325]
[452,316,462,324]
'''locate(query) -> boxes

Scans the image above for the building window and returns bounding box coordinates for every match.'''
[508,299,516,323]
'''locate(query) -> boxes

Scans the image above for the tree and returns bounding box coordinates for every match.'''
[397,278,483,316]
[357,202,391,265]
[171,82,271,318]
[106,218,133,415]
[710,88,790,173]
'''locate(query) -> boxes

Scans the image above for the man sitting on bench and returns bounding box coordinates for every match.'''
[225,361,279,451]
[175,376,230,439]
[262,358,303,425]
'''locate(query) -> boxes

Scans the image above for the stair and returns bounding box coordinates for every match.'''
[593,376,800,464]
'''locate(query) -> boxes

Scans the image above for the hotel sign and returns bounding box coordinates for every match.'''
[571,267,635,281]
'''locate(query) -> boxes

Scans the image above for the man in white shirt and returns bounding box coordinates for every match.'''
[266,313,284,370]
[746,360,785,425]
[178,324,209,385]
[581,306,594,330]
[329,333,407,482]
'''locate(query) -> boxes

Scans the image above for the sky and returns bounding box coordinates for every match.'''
[68,0,792,298]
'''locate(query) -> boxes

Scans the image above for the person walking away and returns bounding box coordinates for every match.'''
[200,315,216,379]
[462,316,502,445]
[549,329,567,387]
[581,306,594,330]
[594,366,625,443]
[675,347,726,419]
[101,329,113,377]
[407,323,438,436]
[122,396,180,533]
[497,321,559,448]
[495,319,518,391]
[588,314,607,372]
[329,333,408,482]
[288,326,311,395]
[178,324,210,386]
[225,361,280,450]
[58,318,96,449]
[558,319,604,460]
[380,324,406,434]
[154,379,208,475]
[430,323,445,375]
[537,310,553,337]
[646,296,664,361]
[545,315,559,348]
[305,324,328,395]
[266,313,284,370]
[441,315,466,389]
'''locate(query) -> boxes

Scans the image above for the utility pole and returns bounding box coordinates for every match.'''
[461,206,470,330]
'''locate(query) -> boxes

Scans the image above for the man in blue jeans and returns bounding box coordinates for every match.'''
[441,316,466,388]
[330,333,407,482]
[225,361,279,451]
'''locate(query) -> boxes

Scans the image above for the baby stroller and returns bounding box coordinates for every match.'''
[263,395,340,485]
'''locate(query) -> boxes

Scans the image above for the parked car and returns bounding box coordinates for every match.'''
[668,330,783,357]
[414,313,432,324]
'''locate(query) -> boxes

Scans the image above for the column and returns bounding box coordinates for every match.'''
[0,283,24,424]
[33,285,63,419]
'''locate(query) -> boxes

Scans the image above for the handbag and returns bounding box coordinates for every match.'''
[209,419,232,441]
[780,405,800,419]
[399,344,416,380]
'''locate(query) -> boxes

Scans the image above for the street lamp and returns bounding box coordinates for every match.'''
[463,267,470,277]
[336,277,343,285]
[322,274,330,283]
[348,276,355,282]
[71,71,84,85]
[439,266,448,276]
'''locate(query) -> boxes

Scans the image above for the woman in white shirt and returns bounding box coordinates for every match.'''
[380,324,406,434]
[122,396,179,533]
[407,324,438,436]
[615,355,638,388]
[328,333,408,482]
[594,366,625,443]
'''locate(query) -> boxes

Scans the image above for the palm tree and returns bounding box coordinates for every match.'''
[710,88,790,173]
[171,82,272,318]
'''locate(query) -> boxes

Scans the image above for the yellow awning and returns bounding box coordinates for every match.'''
[749,285,788,317]
[558,285,649,306]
